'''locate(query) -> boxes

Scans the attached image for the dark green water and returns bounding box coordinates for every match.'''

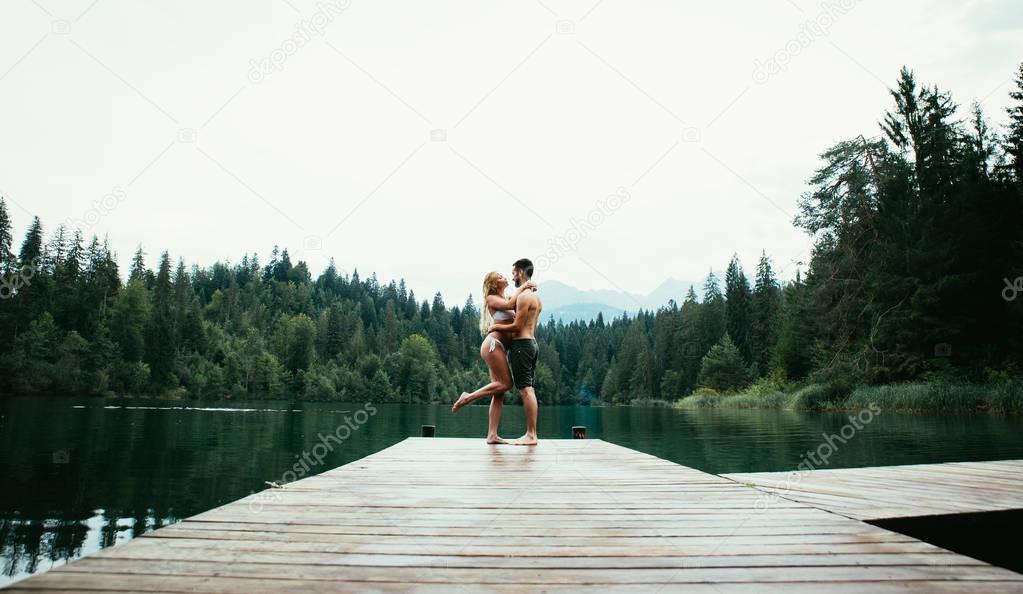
[2,396,1022,585]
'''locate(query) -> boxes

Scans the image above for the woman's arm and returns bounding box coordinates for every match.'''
[485,281,537,311]
[490,291,535,334]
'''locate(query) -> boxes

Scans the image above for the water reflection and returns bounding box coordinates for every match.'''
[2,397,1022,586]
[0,508,173,583]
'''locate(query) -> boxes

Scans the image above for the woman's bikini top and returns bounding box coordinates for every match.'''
[486,309,515,352]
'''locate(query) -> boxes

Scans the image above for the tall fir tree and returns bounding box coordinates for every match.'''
[699,271,726,353]
[129,246,149,285]
[146,252,177,386]
[724,255,753,365]
[19,216,44,264]
[1005,61,1023,182]
[772,271,814,380]
[0,198,12,271]
[751,252,781,377]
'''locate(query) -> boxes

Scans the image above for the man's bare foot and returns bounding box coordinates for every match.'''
[511,434,538,446]
[452,392,472,413]
[486,435,508,445]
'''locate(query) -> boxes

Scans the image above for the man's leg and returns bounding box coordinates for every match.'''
[514,387,538,445]
[487,394,505,444]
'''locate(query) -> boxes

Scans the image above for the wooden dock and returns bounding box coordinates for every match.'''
[6,438,1023,593]
[725,459,1023,521]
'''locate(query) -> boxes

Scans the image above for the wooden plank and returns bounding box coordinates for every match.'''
[6,438,1022,593]
[25,557,1023,584]
[725,459,1023,520]
[7,573,1023,594]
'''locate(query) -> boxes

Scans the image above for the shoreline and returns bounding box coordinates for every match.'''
[4,381,1022,415]
[670,381,1023,414]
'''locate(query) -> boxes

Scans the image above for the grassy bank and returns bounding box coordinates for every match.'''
[674,381,1023,413]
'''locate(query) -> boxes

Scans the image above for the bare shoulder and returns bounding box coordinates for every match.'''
[521,289,541,309]
[519,290,544,308]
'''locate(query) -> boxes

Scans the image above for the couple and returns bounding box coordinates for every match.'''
[452,258,542,446]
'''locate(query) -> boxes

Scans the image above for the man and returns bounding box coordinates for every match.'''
[489,258,543,445]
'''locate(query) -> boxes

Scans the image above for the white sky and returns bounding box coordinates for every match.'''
[1,0,1020,305]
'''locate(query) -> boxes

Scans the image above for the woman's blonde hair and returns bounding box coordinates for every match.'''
[479,271,502,335]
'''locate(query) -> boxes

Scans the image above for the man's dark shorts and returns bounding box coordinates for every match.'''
[508,338,539,390]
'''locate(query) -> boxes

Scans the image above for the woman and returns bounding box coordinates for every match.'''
[451,272,535,440]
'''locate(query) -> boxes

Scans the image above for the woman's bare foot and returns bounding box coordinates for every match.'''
[452,392,472,413]
[511,434,538,446]
[486,435,508,444]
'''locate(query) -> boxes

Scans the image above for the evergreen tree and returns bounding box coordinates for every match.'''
[18,216,44,264]
[699,271,726,353]
[1004,62,1023,181]
[146,252,177,386]
[724,255,753,364]
[110,280,150,363]
[751,252,781,376]
[674,287,703,392]
[772,271,814,380]
[697,334,749,393]
[0,198,13,271]
[129,246,149,285]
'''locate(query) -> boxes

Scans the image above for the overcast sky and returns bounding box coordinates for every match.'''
[1,0,1020,304]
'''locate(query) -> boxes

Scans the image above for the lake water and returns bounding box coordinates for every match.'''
[2,396,1022,585]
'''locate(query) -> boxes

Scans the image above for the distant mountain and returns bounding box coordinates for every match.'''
[644,278,702,309]
[539,278,705,323]
[539,280,634,312]
[541,303,626,324]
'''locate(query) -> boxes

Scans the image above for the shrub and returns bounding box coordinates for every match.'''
[790,382,853,410]
[846,383,989,412]
[987,382,1023,413]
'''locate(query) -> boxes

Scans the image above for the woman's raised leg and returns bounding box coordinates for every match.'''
[453,339,513,415]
